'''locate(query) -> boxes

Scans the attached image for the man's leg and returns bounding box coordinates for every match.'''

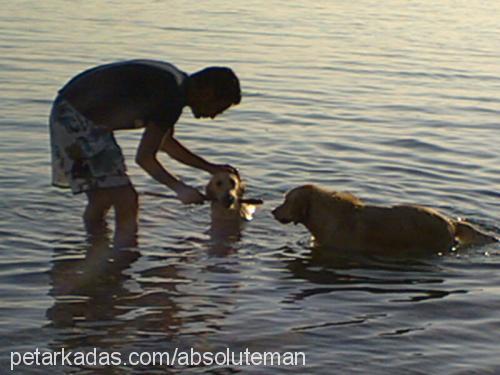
[110,185,139,248]
[84,189,113,236]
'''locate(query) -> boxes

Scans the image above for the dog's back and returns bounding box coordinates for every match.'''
[356,205,456,252]
[302,187,495,252]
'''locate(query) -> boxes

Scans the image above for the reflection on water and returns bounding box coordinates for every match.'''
[45,233,239,372]
[283,249,466,306]
[47,236,143,332]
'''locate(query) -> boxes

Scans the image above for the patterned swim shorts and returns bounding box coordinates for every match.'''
[49,96,131,194]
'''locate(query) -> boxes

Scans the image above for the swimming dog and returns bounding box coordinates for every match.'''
[272,184,498,253]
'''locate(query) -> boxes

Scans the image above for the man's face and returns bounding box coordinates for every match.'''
[190,89,233,119]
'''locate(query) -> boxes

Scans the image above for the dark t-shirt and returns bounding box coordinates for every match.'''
[58,60,188,130]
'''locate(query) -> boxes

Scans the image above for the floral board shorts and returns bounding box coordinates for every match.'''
[49,96,131,194]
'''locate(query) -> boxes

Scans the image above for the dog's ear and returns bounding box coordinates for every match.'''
[290,190,310,225]
[205,181,215,201]
[295,200,309,225]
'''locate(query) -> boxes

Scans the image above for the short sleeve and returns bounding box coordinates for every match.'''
[143,74,185,129]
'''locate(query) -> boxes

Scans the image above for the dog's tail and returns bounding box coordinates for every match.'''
[453,219,498,246]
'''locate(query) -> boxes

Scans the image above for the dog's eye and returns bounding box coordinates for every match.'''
[216,181,222,187]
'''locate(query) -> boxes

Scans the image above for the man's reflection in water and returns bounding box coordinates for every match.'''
[46,233,182,350]
[46,229,239,357]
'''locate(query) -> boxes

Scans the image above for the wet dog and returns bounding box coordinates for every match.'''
[272,184,498,254]
[205,171,262,241]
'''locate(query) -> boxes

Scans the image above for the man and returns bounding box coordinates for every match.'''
[49,60,241,246]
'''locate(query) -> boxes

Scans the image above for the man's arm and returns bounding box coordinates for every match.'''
[160,129,238,176]
[160,129,217,173]
[136,124,205,204]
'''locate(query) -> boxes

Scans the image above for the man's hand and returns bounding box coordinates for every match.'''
[174,182,205,204]
[210,164,239,176]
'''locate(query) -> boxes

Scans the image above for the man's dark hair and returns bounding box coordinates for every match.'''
[192,67,241,105]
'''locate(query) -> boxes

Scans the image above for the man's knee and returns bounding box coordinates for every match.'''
[84,189,112,222]
[113,185,139,217]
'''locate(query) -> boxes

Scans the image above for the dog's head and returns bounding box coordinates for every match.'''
[205,171,245,209]
[272,185,315,225]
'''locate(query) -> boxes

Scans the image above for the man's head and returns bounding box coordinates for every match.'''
[186,67,241,119]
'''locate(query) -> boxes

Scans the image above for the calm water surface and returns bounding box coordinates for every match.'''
[1,1,500,373]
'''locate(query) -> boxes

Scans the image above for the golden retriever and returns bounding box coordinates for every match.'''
[205,171,262,240]
[272,184,498,253]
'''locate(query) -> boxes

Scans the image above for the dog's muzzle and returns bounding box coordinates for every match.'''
[272,208,292,224]
[221,194,236,208]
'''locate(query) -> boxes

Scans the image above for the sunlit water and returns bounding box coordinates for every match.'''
[1,0,500,373]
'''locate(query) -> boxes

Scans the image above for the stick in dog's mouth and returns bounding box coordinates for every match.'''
[239,198,264,205]
[142,191,263,205]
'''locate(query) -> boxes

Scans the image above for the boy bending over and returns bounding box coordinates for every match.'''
[50,60,241,246]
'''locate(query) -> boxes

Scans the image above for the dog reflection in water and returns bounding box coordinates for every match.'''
[204,171,262,252]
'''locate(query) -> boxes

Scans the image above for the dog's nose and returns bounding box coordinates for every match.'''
[271,208,277,218]
[223,194,236,207]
